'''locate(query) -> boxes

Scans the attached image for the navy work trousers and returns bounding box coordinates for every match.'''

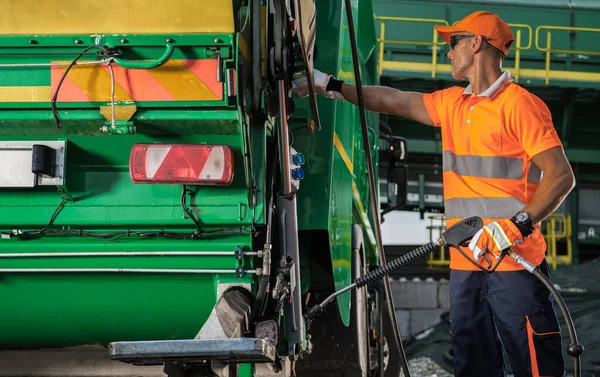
[449,259,566,377]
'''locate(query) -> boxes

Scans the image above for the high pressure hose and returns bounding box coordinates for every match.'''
[507,251,584,377]
[305,241,440,321]
[342,1,412,376]
[354,241,439,288]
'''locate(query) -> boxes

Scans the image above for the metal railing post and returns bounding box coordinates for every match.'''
[379,22,385,76]
[515,29,522,83]
[545,31,552,86]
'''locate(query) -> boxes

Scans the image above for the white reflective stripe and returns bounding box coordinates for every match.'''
[443,151,523,179]
[445,197,525,220]
[200,147,225,180]
[468,228,486,259]
[528,161,542,184]
[145,146,171,179]
[485,222,513,251]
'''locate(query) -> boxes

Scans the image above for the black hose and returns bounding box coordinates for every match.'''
[531,268,583,377]
[355,241,439,288]
[342,1,412,376]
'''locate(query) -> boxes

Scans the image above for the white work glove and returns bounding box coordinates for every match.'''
[467,219,524,260]
[292,69,345,101]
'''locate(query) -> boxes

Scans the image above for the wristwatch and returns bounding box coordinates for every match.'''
[510,211,534,237]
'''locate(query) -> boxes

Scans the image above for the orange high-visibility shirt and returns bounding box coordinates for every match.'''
[422,71,562,271]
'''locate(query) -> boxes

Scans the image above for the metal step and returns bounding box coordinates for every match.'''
[108,338,276,366]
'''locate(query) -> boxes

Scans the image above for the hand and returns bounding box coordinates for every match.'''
[468,219,524,260]
[292,69,345,101]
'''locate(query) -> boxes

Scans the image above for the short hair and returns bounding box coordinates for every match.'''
[485,40,505,61]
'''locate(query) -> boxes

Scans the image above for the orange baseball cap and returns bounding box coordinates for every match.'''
[434,11,514,55]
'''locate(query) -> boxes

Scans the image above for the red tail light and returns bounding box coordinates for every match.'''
[129,144,234,185]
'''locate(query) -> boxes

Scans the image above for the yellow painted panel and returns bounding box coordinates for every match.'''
[148,61,219,101]
[0,0,234,35]
[0,86,51,102]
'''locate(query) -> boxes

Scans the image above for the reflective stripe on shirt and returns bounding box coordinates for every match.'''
[445,197,526,220]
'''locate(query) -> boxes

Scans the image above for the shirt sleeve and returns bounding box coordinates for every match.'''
[507,92,562,158]
[422,89,447,127]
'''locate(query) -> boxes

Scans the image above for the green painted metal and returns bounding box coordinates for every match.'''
[0,235,253,348]
[570,187,580,264]
[0,1,386,371]
[113,43,175,69]
[0,34,234,48]
[288,0,381,326]
[0,11,255,351]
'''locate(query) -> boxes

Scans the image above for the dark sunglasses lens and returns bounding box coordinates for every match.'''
[450,35,458,48]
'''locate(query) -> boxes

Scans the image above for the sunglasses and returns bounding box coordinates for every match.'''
[450,35,491,49]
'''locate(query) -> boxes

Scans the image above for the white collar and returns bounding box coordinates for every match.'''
[463,70,512,98]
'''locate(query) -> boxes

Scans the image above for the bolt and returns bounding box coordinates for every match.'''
[166,38,175,43]
[29,39,38,45]
[74,39,84,45]
[120,38,128,44]
[214,38,222,44]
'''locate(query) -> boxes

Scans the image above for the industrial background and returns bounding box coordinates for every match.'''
[375,1,600,374]
[0,0,597,376]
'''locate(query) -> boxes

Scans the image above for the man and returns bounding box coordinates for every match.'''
[293,11,575,377]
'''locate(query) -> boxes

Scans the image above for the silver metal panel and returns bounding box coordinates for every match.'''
[0,141,65,187]
[0,149,35,187]
[108,338,276,365]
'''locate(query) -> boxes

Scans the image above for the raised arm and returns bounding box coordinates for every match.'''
[292,70,434,126]
[339,83,434,126]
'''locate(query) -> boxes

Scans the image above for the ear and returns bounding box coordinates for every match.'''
[472,35,485,54]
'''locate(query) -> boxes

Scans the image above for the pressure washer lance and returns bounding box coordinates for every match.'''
[304,217,484,320]
[304,216,584,377]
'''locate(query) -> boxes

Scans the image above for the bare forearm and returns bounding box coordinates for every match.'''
[523,172,575,224]
[340,83,401,113]
[339,83,434,126]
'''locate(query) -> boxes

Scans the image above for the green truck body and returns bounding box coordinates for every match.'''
[0,1,407,376]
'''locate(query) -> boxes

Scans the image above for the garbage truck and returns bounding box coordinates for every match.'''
[0,1,409,376]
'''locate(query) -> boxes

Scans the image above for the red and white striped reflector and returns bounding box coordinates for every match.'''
[129,144,234,185]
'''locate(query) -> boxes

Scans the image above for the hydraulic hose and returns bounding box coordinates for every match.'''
[342,1,412,376]
[507,251,583,377]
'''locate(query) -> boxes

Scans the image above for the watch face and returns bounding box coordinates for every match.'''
[516,212,528,222]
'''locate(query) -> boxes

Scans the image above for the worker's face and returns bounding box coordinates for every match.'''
[447,33,477,80]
